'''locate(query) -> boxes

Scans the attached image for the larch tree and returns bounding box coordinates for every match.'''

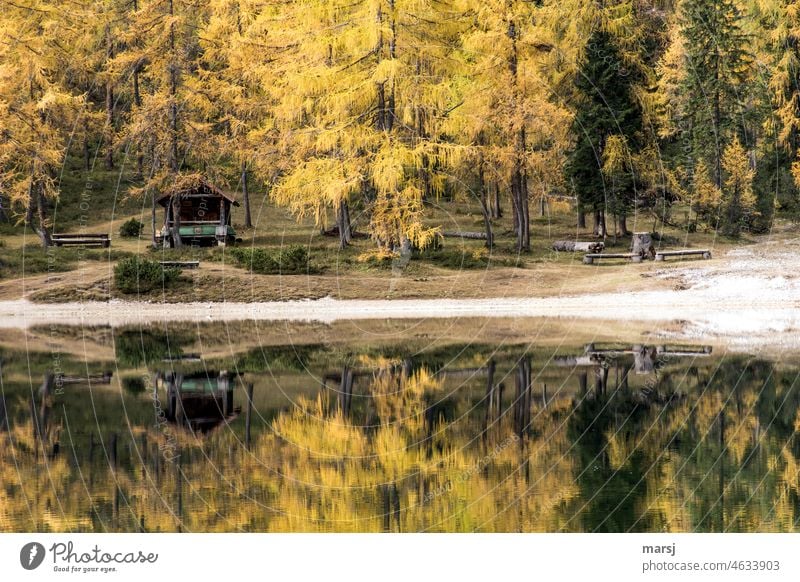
[0,0,83,247]
[122,0,212,248]
[199,0,277,230]
[453,0,572,253]
[722,135,757,235]
[266,0,463,252]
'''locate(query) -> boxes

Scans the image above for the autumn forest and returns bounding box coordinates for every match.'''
[2,0,799,255]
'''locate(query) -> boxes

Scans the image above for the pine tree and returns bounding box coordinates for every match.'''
[678,0,752,189]
[565,26,643,238]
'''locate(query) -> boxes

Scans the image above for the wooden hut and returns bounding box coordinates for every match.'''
[154,174,239,247]
[156,370,238,433]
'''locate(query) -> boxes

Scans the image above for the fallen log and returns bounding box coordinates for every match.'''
[441,231,487,240]
[552,240,604,253]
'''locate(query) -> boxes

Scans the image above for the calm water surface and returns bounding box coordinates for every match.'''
[1,321,798,532]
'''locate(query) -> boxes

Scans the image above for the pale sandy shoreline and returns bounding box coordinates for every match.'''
[0,293,796,349]
[1,238,798,349]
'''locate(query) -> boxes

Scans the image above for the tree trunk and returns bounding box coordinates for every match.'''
[508,18,529,253]
[551,240,604,253]
[442,231,487,240]
[619,213,630,236]
[520,171,530,251]
[578,209,586,229]
[241,160,252,228]
[168,0,179,173]
[511,177,520,238]
[593,209,606,238]
[491,181,502,218]
[104,23,115,170]
[336,199,352,249]
[26,165,51,248]
[477,158,493,248]
[375,5,386,131]
[631,232,654,259]
[133,62,144,178]
[713,61,722,189]
[151,193,158,249]
[386,0,396,131]
[83,118,91,172]
[171,195,183,248]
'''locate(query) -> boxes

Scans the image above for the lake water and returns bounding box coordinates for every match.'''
[1,320,798,532]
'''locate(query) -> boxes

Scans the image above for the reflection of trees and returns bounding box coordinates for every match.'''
[2,355,799,532]
[573,358,800,532]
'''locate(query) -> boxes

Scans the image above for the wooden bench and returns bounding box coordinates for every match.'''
[159,260,200,270]
[583,253,640,265]
[655,249,711,261]
[51,233,110,248]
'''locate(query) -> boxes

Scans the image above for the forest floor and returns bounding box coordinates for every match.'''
[0,224,798,350]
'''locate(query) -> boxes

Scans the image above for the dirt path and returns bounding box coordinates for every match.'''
[1,234,797,348]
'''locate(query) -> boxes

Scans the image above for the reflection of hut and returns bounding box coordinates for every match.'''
[154,174,239,247]
[156,371,239,433]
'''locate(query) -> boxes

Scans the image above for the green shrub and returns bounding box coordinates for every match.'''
[115,328,192,367]
[228,245,310,274]
[119,218,144,238]
[114,256,179,294]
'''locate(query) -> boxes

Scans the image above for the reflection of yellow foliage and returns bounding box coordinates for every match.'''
[4,361,800,533]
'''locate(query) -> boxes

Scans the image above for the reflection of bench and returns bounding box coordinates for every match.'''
[159,260,200,270]
[583,253,640,265]
[56,372,113,385]
[655,249,711,261]
[51,233,110,248]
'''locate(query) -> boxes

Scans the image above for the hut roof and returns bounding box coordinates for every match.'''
[155,174,240,207]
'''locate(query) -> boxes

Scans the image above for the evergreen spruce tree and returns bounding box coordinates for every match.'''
[679,0,751,189]
[565,28,643,238]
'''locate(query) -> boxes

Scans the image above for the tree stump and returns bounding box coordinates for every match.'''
[631,232,655,260]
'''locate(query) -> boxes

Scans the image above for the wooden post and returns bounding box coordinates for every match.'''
[109,432,119,525]
[245,383,254,450]
[340,367,354,415]
[483,359,496,434]
[0,359,5,432]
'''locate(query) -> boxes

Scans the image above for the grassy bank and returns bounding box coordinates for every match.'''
[0,162,759,303]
